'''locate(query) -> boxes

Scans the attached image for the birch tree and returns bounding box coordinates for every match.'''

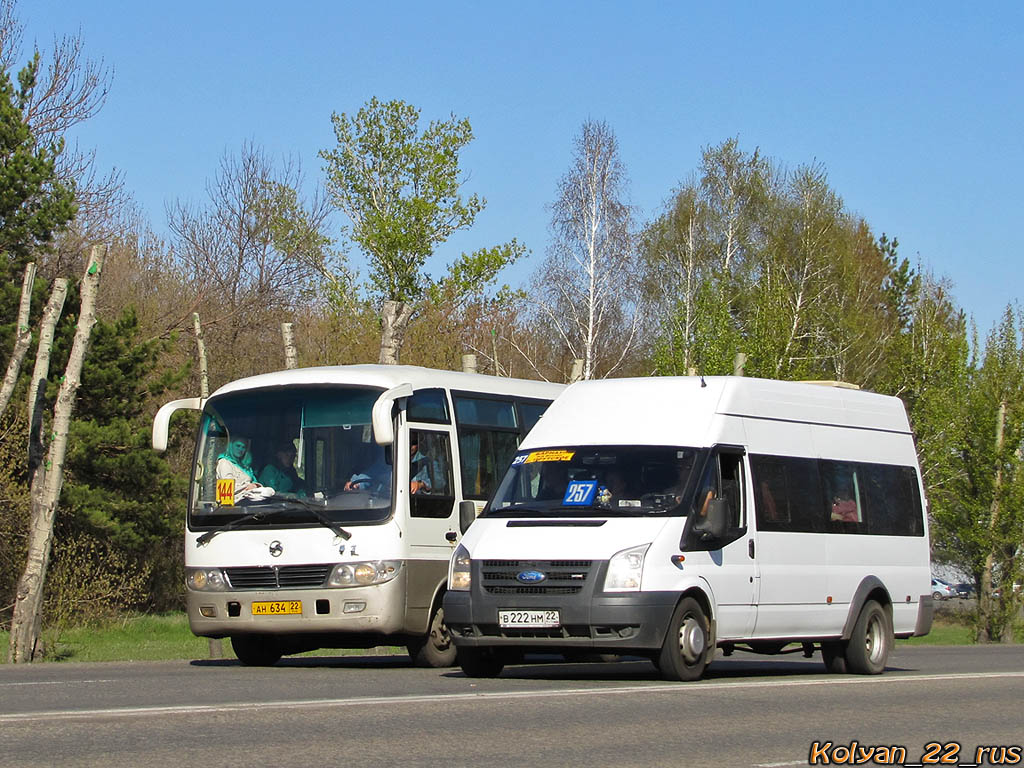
[534,119,638,380]
[8,245,103,663]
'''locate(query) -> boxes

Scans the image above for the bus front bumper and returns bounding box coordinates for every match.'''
[186,578,406,638]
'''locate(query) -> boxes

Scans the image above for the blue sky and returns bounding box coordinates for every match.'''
[20,1,1023,337]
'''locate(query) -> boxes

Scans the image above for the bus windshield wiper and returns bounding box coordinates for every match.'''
[195,499,351,547]
[269,497,352,541]
[195,506,289,547]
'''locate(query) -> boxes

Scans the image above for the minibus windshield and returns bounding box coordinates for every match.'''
[189,386,394,529]
[484,446,701,517]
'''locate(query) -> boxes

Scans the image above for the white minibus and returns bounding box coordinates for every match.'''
[152,364,563,666]
[443,376,933,680]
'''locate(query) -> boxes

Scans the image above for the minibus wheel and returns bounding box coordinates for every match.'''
[844,600,892,675]
[658,597,710,682]
[457,647,505,678]
[230,634,282,666]
[407,604,457,668]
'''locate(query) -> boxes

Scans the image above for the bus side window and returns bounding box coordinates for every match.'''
[410,431,456,519]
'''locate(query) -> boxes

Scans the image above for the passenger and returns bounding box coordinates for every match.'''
[409,432,432,495]
[259,441,305,495]
[216,437,262,499]
[830,481,859,522]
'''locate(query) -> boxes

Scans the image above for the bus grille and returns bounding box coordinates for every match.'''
[480,560,593,595]
[224,565,331,590]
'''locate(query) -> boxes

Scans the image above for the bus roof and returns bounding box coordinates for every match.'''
[208,364,565,402]
[522,376,912,450]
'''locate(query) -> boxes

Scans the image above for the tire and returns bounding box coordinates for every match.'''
[457,647,505,678]
[821,641,848,673]
[658,597,711,682]
[932,591,943,601]
[407,603,457,668]
[844,600,892,675]
[230,634,282,666]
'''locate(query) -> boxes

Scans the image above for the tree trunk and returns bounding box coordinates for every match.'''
[978,400,1006,643]
[0,263,37,420]
[8,247,104,664]
[27,278,69,467]
[378,300,414,365]
[281,322,298,369]
[461,354,477,374]
[192,313,209,398]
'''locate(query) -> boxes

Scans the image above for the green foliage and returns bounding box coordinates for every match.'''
[53,308,188,610]
[321,98,484,302]
[0,52,76,269]
[320,98,521,362]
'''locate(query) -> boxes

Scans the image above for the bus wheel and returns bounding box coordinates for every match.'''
[230,634,282,666]
[844,600,892,675]
[821,641,848,673]
[457,647,504,678]
[658,597,710,682]
[408,604,457,668]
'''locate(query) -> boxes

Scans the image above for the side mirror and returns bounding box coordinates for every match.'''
[700,498,729,541]
[371,382,413,446]
[152,397,203,452]
[459,500,478,534]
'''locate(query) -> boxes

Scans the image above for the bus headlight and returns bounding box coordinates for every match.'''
[449,544,471,591]
[328,560,402,588]
[603,544,650,592]
[186,568,227,591]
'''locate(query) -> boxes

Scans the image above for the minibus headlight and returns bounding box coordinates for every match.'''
[449,544,471,591]
[603,544,650,592]
[328,560,401,588]
[186,568,226,591]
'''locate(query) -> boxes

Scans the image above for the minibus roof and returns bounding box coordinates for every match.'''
[523,376,911,449]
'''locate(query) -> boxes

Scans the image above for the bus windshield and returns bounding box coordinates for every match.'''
[190,386,394,528]
[484,445,703,518]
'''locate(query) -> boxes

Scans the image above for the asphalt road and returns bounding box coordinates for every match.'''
[1,645,1022,768]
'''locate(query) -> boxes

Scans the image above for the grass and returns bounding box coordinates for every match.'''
[0,613,407,663]
[0,608,1004,665]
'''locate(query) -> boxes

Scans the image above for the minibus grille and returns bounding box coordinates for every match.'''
[480,560,593,595]
[224,565,332,590]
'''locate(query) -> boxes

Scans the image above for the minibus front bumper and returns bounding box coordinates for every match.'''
[443,588,679,652]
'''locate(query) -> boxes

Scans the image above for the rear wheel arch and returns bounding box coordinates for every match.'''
[841,577,891,640]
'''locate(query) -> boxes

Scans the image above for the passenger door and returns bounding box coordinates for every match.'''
[683,447,758,639]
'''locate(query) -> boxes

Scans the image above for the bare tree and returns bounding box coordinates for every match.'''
[534,120,640,380]
[167,143,333,379]
[0,262,35,420]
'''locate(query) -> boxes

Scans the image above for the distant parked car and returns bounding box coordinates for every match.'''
[954,582,975,599]
[932,578,956,600]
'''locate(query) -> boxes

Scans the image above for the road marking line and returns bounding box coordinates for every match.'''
[0,679,117,688]
[1,670,1022,723]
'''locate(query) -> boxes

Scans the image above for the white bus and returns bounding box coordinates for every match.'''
[443,376,933,680]
[152,364,563,666]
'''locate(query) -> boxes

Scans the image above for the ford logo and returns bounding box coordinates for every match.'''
[516,570,547,584]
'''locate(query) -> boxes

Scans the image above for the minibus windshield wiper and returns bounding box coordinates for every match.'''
[194,499,351,547]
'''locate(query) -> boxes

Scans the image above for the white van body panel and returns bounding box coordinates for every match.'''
[460,517,671,562]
